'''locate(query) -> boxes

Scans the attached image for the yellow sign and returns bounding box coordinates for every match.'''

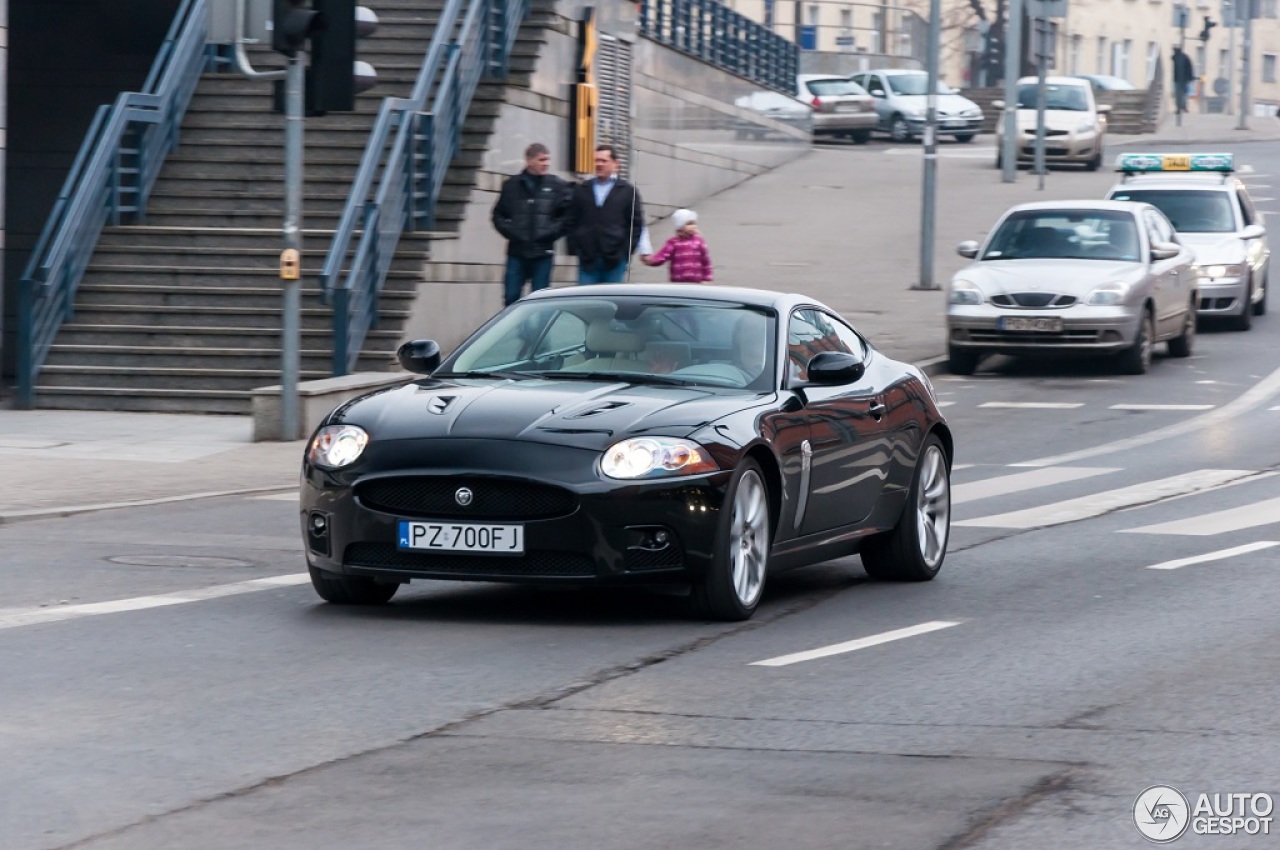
[280,248,301,281]
[572,8,598,174]
[1163,154,1192,171]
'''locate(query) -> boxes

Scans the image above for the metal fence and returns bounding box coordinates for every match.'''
[322,0,530,376]
[640,0,799,95]
[15,0,208,408]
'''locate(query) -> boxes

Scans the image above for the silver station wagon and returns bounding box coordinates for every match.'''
[946,200,1199,375]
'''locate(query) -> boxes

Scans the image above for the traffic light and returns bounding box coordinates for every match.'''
[272,0,322,57]
[1200,15,1217,40]
[308,0,379,113]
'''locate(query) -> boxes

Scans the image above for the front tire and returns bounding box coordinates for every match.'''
[309,566,399,605]
[1085,152,1102,171]
[1117,310,1154,375]
[861,435,951,582]
[850,129,871,144]
[690,460,770,621]
[890,115,913,142]
[954,133,976,143]
[947,346,980,375]
[1167,301,1196,357]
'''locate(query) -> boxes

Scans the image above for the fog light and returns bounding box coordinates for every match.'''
[307,510,332,557]
[626,525,674,551]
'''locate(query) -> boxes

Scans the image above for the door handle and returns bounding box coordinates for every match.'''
[869,401,887,420]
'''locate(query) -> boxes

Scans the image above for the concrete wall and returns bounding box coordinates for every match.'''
[406,0,810,357]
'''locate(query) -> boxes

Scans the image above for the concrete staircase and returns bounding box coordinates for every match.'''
[34,0,551,414]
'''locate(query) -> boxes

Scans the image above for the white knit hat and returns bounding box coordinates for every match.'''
[671,208,697,230]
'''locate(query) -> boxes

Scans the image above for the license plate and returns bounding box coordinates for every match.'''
[836,103,857,112]
[1000,316,1064,333]
[397,521,524,554]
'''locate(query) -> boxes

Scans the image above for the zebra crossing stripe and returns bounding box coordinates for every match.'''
[1121,496,1280,536]
[953,466,1119,504]
[1145,541,1280,570]
[979,402,1085,409]
[954,469,1255,530]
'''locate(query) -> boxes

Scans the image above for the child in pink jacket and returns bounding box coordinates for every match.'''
[644,209,713,283]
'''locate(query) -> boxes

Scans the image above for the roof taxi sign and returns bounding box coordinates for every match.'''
[1115,152,1235,173]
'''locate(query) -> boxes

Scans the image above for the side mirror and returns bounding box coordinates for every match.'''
[991,99,1005,109]
[805,351,866,386]
[1241,224,1266,240]
[870,89,885,97]
[1150,242,1180,261]
[957,240,980,259]
[397,339,442,374]
[1097,104,1112,114]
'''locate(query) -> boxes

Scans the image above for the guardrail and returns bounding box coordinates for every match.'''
[322,0,530,376]
[640,0,798,95]
[14,0,208,408]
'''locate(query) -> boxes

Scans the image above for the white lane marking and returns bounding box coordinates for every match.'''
[1013,363,1280,467]
[0,574,309,632]
[954,469,1255,529]
[979,402,1085,409]
[953,466,1120,504]
[1271,406,1280,411]
[1145,541,1279,570]
[750,621,962,667]
[1121,496,1280,536]
[937,401,956,407]
[252,492,300,501]
[1109,403,1215,411]
[1254,196,1276,202]
[952,463,976,471]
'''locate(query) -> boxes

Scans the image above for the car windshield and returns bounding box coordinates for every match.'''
[806,79,867,97]
[1015,83,1089,111]
[1108,189,1237,233]
[442,297,778,391]
[982,210,1143,262]
[885,74,955,95]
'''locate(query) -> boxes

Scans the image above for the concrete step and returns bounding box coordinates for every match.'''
[147,175,367,196]
[31,386,255,415]
[78,264,423,287]
[55,323,402,349]
[45,344,352,372]
[64,303,408,331]
[73,284,416,310]
[91,243,429,271]
[95,226,444,252]
[151,158,362,181]
[37,366,334,392]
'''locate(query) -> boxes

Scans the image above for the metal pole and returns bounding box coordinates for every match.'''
[915,0,941,289]
[1034,17,1047,190]
[282,54,304,441]
[1001,0,1023,183]
[1177,22,1186,126]
[1226,0,1236,115]
[1237,1,1252,128]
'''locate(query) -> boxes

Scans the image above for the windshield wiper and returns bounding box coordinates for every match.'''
[433,370,534,380]
[528,371,700,387]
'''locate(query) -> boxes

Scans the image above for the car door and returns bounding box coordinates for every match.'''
[861,73,890,129]
[1145,209,1190,335]
[786,308,890,535]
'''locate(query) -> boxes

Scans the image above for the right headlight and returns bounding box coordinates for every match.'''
[308,424,370,469]
[948,280,984,305]
[1085,281,1133,306]
[1200,263,1247,279]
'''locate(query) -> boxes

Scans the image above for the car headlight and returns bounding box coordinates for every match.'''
[903,108,925,119]
[308,424,369,469]
[1200,263,1246,279]
[964,108,981,117]
[1085,281,1132,306]
[601,437,718,480]
[948,281,984,305]
[1076,119,1096,133]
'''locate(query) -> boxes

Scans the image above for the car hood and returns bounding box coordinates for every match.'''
[328,377,764,451]
[1014,109,1092,131]
[893,93,979,114]
[962,259,1144,294]
[1174,232,1249,265]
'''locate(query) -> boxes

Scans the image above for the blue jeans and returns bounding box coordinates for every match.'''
[503,255,553,306]
[577,259,629,284]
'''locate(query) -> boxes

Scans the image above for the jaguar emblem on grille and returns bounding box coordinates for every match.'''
[454,487,473,506]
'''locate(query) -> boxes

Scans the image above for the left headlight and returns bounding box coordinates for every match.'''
[1199,263,1246,279]
[1076,119,1096,134]
[308,424,369,469]
[949,280,984,305]
[601,437,718,480]
[1086,281,1133,306]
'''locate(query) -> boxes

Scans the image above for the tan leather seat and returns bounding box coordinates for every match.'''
[562,320,649,372]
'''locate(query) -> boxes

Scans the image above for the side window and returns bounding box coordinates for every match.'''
[824,313,868,360]
[533,311,587,357]
[1237,190,1257,227]
[787,309,861,383]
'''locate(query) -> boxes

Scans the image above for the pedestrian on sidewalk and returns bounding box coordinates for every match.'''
[491,142,570,306]
[1172,46,1195,115]
[566,144,647,284]
[644,208,713,283]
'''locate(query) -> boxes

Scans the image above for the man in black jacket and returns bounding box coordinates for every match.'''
[566,144,647,284]
[492,143,570,306]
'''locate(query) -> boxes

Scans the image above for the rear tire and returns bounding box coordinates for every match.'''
[1085,152,1102,171]
[947,346,980,376]
[861,435,951,582]
[689,460,770,621]
[1117,310,1154,375]
[850,129,871,144]
[309,566,399,605]
[954,133,976,143]
[1166,302,1196,357]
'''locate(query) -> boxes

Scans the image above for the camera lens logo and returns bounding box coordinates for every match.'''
[1134,785,1190,843]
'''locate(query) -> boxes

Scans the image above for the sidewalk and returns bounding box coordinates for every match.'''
[3,111,1275,522]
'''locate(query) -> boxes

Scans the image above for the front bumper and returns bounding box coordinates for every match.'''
[913,116,982,135]
[1196,276,1248,315]
[1008,132,1100,162]
[947,304,1142,354]
[301,439,734,586]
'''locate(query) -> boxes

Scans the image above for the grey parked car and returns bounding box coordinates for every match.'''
[945,200,1198,375]
[849,69,983,143]
[795,75,877,143]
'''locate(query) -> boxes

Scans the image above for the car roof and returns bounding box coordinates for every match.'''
[798,74,852,83]
[1016,76,1089,87]
[1004,199,1149,215]
[871,68,925,75]
[523,283,832,314]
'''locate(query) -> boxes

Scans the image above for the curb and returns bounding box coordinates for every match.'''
[0,484,298,526]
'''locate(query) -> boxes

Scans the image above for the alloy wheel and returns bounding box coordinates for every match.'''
[914,445,950,569]
[729,470,769,607]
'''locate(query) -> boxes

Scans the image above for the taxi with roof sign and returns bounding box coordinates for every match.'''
[1106,152,1269,330]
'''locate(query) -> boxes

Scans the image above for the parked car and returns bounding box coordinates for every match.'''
[1071,74,1138,92]
[848,69,983,143]
[732,90,813,140]
[301,285,954,621]
[946,200,1198,375]
[993,77,1109,170]
[1106,152,1269,328]
[795,74,877,143]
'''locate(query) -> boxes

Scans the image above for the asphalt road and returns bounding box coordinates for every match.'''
[2,141,1278,850]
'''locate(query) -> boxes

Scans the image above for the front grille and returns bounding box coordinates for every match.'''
[991,293,1078,309]
[1023,128,1069,137]
[625,544,685,572]
[355,476,578,520]
[345,543,596,577]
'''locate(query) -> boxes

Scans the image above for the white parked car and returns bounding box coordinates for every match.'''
[849,69,983,143]
[1105,152,1269,329]
[993,76,1110,170]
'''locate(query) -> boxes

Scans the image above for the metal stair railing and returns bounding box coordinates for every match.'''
[14,0,208,408]
[322,0,531,376]
[640,0,798,95]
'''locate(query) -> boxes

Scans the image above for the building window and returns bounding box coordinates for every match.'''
[870,11,882,52]
[1219,48,1229,73]
[1098,37,1108,74]
[1112,40,1131,78]
[1148,41,1160,82]
[1071,35,1083,74]
[1265,0,1279,17]
[1264,54,1277,83]
[1196,44,1207,75]
[764,0,775,29]
[807,4,820,25]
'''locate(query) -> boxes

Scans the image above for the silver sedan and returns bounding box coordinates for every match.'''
[946,200,1199,375]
